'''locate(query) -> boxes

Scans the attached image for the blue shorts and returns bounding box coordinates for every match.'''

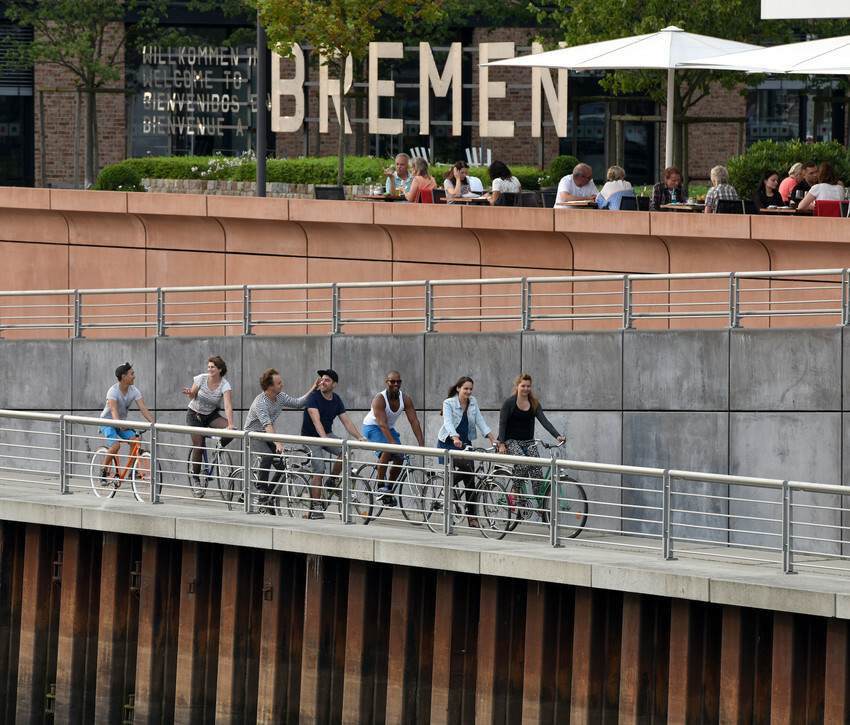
[363,425,402,458]
[100,426,137,445]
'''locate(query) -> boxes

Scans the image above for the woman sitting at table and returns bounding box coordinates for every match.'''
[444,161,477,200]
[703,165,739,214]
[649,166,685,211]
[796,162,846,212]
[753,169,781,211]
[404,157,438,203]
[488,160,521,205]
[595,165,635,210]
[778,163,802,203]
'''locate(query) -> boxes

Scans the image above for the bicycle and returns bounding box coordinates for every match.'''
[223,445,312,515]
[351,453,425,525]
[484,440,588,539]
[422,446,493,534]
[186,435,233,500]
[89,430,161,503]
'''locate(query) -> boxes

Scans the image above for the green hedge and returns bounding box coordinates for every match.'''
[93,163,146,192]
[727,140,850,200]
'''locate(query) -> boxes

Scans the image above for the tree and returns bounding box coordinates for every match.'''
[245,0,450,185]
[534,0,850,177]
[4,0,168,187]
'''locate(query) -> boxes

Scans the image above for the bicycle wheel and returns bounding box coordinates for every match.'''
[285,471,314,519]
[555,476,588,538]
[422,474,465,534]
[214,448,233,488]
[478,478,513,540]
[488,469,521,532]
[221,468,243,510]
[322,470,344,519]
[90,447,117,499]
[396,468,425,525]
[131,452,159,502]
[351,464,376,522]
[186,448,208,498]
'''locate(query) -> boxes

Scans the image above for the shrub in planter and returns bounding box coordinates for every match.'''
[93,163,147,191]
[546,154,580,186]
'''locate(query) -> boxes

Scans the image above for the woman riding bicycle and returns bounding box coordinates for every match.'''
[436,376,499,528]
[183,355,236,489]
[497,373,564,494]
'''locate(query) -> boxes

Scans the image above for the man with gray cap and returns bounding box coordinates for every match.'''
[300,369,366,519]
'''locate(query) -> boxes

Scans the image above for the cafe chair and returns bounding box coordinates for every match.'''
[619,196,638,211]
[814,200,843,217]
[841,201,849,218]
[494,192,520,206]
[716,199,744,214]
[636,196,650,211]
[432,189,447,204]
[742,199,756,215]
[520,191,540,207]
[419,189,435,204]
[541,191,558,208]
[314,186,345,201]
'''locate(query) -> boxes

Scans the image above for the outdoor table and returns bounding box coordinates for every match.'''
[353,194,409,202]
[447,196,490,204]
[555,200,597,208]
[759,206,814,215]
[660,203,705,212]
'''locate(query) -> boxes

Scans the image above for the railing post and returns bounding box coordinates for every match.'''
[521,278,532,331]
[729,273,740,328]
[149,425,159,504]
[622,276,633,329]
[73,291,83,338]
[341,442,351,525]
[244,433,254,514]
[662,470,675,560]
[156,288,166,337]
[331,283,341,334]
[842,269,849,327]
[549,453,560,548]
[425,281,434,333]
[243,285,253,336]
[782,480,795,574]
[443,451,454,535]
[59,416,69,495]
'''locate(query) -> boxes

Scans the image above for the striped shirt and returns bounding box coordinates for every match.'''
[243,390,307,432]
[188,374,231,415]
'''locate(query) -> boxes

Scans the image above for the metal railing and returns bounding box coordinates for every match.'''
[2,408,850,576]
[0,268,847,338]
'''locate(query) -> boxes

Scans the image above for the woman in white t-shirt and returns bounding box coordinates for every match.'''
[183,355,236,486]
[487,160,522,205]
[797,162,846,211]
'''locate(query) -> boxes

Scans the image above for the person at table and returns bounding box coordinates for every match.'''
[488,160,522,205]
[778,163,802,203]
[443,160,476,200]
[403,157,438,202]
[595,165,635,210]
[554,162,597,208]
[796,162,846,212]
[753,169,781,211]
[789,161,818,206]
[383,153,412,197]
[703,165,739,214]
[649,166,686,211]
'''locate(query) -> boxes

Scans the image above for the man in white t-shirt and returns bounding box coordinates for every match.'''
[555,163,598,208]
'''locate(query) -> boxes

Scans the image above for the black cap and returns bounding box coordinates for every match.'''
[317,369,338,383]
[115,362,133,380]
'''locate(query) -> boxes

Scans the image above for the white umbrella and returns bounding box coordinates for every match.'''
[681,35,850,75]
[482,26,763,168]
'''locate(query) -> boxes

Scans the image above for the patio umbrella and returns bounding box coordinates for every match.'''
[681,34,850,75]
[482,26,763,168]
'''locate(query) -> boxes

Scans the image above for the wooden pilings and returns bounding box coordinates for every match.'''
[1,520,850,723]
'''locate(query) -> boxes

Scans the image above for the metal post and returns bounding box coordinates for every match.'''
[729,273,740,328]
[156,288,166,337]
[73,291,82,338]
[149,425,159,504]
[443,452,454,536]
[549,453,560,548]
[782,480,795,574]
[256,16,267,198]
[331,283,340,334]
[59,416,69,495]
[243,285,253,336]
[244,433,253,514]
[622,276,633,329]
[842,268,849,327]
[521,278,532,331]
[662,470,675,560]
[341,442,351,524]
[425,281,434,333]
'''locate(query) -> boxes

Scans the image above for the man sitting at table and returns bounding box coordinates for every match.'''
[649,166,685,211]
[383,153,412,196]
[703,165,739,214]
[554,163,598,208]
[789,161,818,205]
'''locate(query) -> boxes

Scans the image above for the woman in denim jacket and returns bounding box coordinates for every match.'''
[436,376,499,527]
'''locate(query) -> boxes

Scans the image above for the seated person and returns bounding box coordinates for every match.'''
[797,162,846,212]
[753,169,781,211]
[382,153,412,197]
[789,161,818,205]
[778,163,802,203]
[554,163,598,208]
[488,160,522,205]
[649,166,685,210]
[595,165,635,210]
[444,160,475,200]
[703,165,739,214]
[404,157,437,202]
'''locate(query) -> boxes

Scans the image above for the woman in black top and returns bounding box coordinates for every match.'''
[753,169,780,211]
[498,373,563,494]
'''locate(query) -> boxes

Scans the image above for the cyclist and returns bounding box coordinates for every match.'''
[301,369,366,520]
[98,362,155,483]
[361,370,425,501]
[436,376,499,528]
[497,372,564,494]
[244,368,319,496]
[183,355,236,489]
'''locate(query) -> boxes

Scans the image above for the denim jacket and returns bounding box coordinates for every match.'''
[436,395,492,443]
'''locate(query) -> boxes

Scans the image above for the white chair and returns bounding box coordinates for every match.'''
[408,146,431,164]
[464,148,492,168]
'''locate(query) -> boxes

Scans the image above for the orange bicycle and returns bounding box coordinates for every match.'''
[89,431,159,502]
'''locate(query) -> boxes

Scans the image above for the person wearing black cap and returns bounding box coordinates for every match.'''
[98,362,155,484]
[301,369,366,519]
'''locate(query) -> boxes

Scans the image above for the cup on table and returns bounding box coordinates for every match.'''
[687,197,696,205]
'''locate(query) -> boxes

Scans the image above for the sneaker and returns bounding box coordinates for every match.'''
[377,485,397,506]
[309,503,325,520]
[100,468,115,486]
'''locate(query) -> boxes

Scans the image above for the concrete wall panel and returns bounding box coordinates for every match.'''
[64,212,146,248]
[385,225,480,266]
[141,214,225,252]
[220,219,307,257]
[477,230,572,271]
[568,234,667,275]
[522,331,622,411]
[71,339,157,413]
[731,328,841,411]
[623,330,729,411]
[0,210,68,244]
[0,341,72,410]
